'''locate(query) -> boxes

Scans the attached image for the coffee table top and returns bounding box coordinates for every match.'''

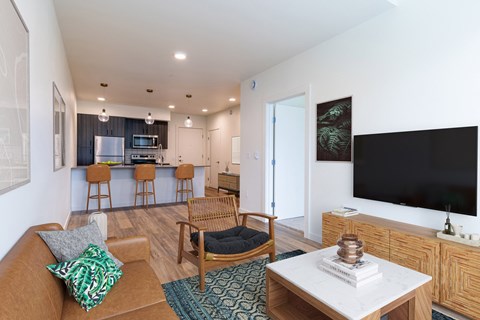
[267,246,432,320]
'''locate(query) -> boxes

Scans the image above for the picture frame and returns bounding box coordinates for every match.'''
[0,0,30,194]
[316,97,352,161]
[53,82,65,171]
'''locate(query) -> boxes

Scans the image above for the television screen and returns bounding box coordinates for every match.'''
[353,126,478,216]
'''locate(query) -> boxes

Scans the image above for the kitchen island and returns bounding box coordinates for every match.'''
[71,165,206,211]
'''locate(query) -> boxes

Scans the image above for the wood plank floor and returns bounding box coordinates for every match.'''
[68,193,322,284]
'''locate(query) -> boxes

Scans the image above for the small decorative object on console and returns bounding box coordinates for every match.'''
[443,204,454,235]
[337,233,364,264]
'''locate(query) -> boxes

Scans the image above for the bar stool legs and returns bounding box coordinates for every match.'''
[176,178,194,202]
[134,179,156,208]
[134,164,156,209]
[86,181,112,212]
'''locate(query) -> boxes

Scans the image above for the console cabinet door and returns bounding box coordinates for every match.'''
[350,221,390,260]
[390,231,440,302]
[322,213,350,248]
[441,242,480,318]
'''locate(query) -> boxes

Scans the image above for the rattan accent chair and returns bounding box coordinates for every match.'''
[176,195,277,291]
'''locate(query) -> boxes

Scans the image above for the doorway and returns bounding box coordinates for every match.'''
[266,95,305,231]
[208,128,221,188]
[177,127,204,165]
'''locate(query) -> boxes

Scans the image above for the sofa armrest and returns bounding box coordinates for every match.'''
[106,236,151,263]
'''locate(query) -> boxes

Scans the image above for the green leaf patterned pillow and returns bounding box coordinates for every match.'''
[46,244,123,312]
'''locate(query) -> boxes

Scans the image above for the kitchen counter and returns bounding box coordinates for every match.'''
[71,165,206,211]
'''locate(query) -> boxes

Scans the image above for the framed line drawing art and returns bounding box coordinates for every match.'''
[0,0,30,194]
[317,97,352,161]
[53,82,65,171]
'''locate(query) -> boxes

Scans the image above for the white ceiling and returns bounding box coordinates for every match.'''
[53,0,395,115]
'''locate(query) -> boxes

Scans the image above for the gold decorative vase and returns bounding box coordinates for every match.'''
[337,234,364,264]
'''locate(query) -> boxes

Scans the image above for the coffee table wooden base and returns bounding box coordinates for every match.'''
[266,269,432,320]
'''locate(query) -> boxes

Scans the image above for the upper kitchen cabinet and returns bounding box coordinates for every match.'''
[96,116,125,137]
[124,118,168,148]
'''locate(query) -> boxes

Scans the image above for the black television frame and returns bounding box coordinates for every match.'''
[353,126,478,216]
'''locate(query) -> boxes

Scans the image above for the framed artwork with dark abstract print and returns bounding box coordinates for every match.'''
[316,97,352,161]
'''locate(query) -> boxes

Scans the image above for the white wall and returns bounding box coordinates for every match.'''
[206,106,241,174]
[0,0,76,258]
[241,0,480,242]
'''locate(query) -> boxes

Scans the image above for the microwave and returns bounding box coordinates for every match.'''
[132,134,159,149]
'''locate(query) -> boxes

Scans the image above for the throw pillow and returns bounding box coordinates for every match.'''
[46,244,123,312]
[37,222,123,267]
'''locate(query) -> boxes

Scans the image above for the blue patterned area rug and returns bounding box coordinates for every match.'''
[162,250,453,320]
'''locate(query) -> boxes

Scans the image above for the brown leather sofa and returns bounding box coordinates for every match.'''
[0,223,178,319]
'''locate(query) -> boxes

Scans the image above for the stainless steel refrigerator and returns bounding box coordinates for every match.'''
[94,136,125,164]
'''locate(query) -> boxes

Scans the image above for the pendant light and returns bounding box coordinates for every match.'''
[184,116,193,128]
[184,94,193,127]
[98,83,109,122]
[145,89,155,125]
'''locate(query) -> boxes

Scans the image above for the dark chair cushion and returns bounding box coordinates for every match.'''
[191,226,270,254]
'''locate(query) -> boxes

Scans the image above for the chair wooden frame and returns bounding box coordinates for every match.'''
[176,195,277,291]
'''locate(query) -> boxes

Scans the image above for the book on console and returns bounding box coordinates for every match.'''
[331,208,359,217]
[318,264,383,288]
[322,255,378,277]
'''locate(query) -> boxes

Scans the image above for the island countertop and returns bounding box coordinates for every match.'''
[71,165,206,212]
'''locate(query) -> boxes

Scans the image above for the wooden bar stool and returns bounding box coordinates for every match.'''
[86,164,112,212]
[134,164,156,208]
[175,164,194,202]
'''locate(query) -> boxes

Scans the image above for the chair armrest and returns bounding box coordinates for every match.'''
[106,236,150,263]
[176,220,207,231]
[239,212,277,221]
[239,213,276,241]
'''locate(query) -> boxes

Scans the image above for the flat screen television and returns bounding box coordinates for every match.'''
[353,126,478,216]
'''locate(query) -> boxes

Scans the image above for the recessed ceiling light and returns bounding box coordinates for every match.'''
[97,97,106,101]
[229,97,236,102]
[168,105,175,109]
[202,109,208,112]
[174,52,187,60]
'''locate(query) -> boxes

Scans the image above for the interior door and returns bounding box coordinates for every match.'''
[209,129,221,188]
[273,103,305,220]
[178,127,204,165]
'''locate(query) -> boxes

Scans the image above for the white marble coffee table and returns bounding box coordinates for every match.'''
[266,246,432,320]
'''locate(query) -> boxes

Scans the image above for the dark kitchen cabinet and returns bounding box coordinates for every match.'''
[77,114,95,148]
[77,114,124,166]
[77,147,93,166]
[124,119,168,148]
[96,116,124,137]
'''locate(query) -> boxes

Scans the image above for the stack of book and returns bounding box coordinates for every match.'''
[318,255,382,288]
[331,207,359,217]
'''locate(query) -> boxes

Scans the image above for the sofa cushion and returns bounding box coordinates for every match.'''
[37,222,123,267]
[62,260,166,319]
[47,244,123,312]
[191,226,270,254]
